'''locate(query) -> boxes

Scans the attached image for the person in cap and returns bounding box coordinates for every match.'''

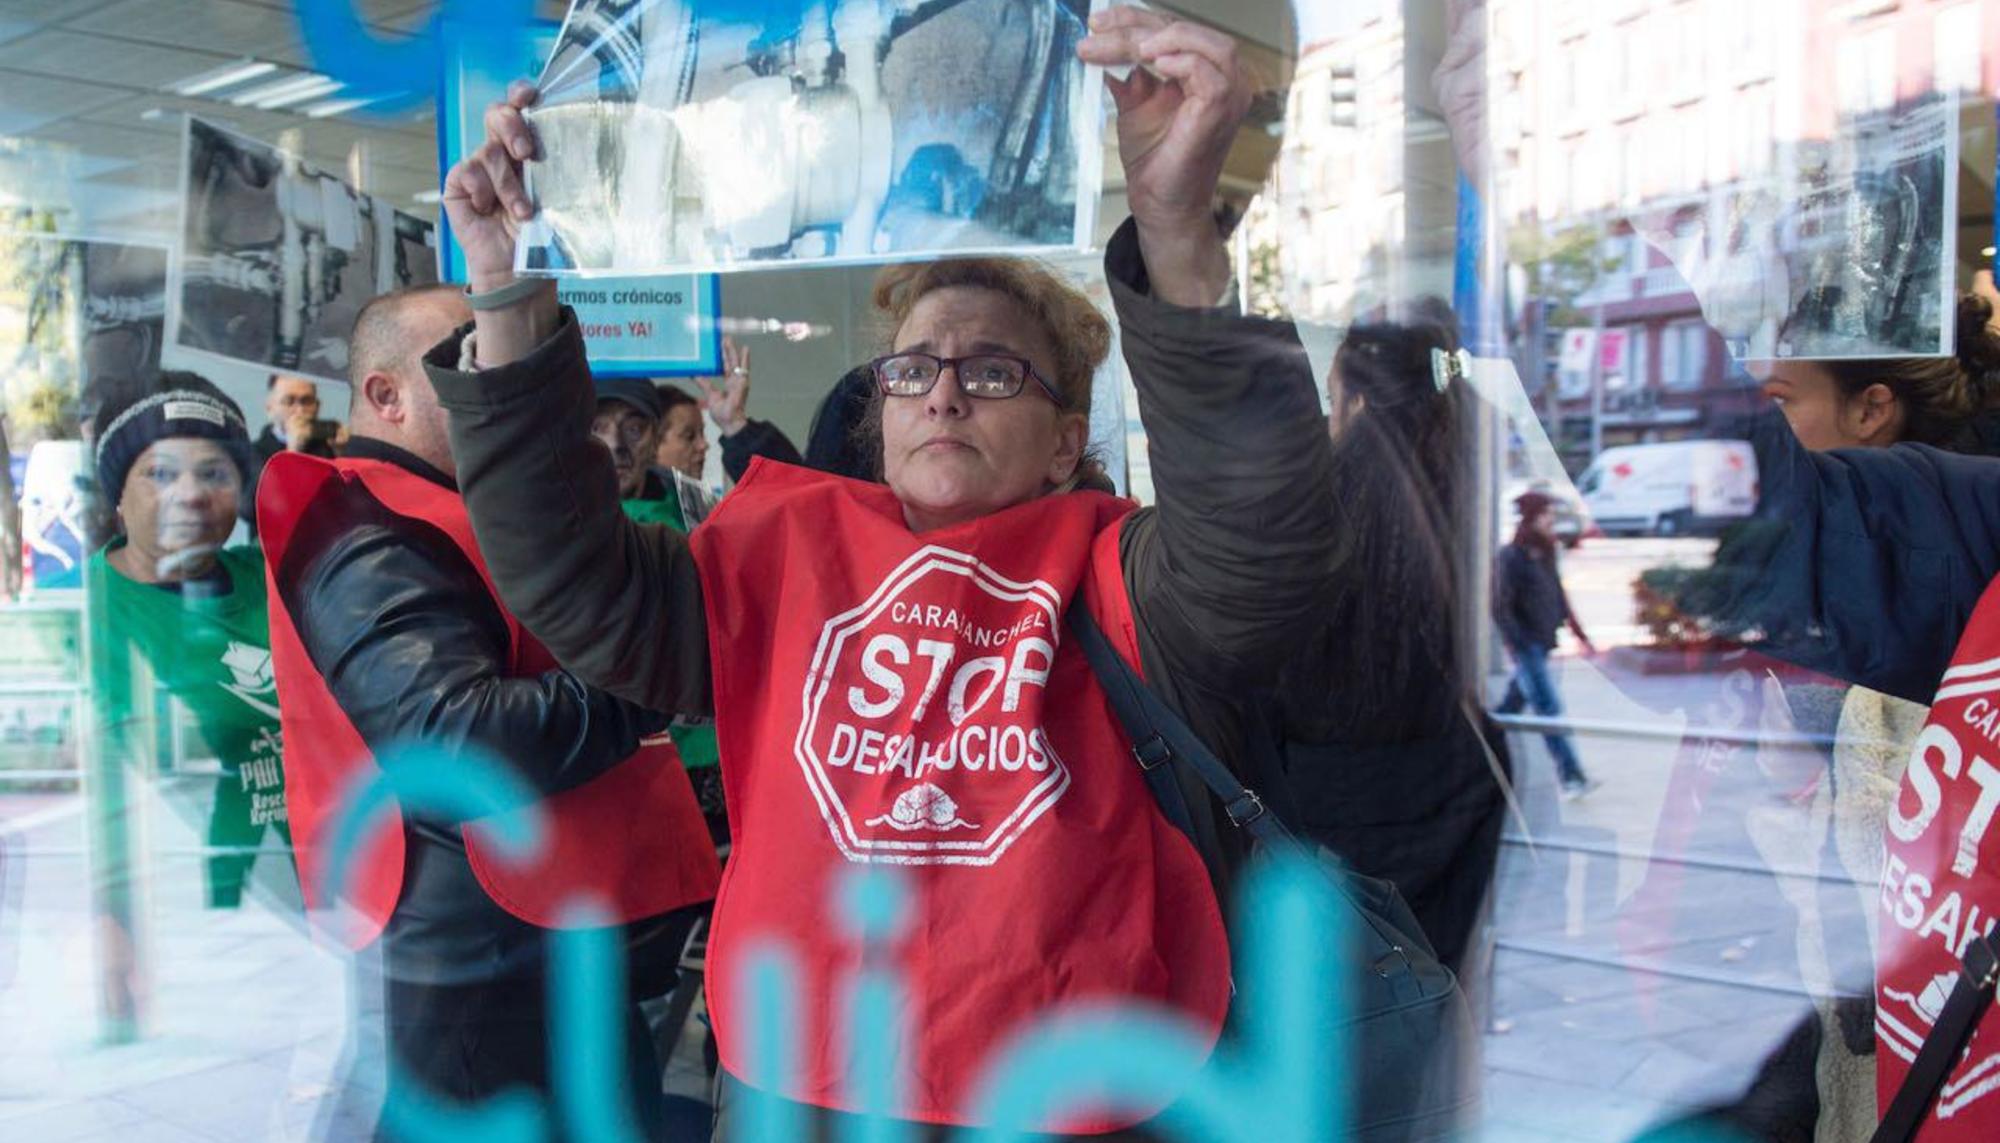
[1493,488,1596,798]
[88,371,289,911]
[593,373,722,534]
[594,374,729,843]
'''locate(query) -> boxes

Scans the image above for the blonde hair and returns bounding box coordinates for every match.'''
[873,258,1110,414]
[866,258,1112,491]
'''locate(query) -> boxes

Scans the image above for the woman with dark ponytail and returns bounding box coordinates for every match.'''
[1261,313,1511,978]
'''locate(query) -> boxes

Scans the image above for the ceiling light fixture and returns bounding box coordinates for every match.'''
[302,95,384,120]
[230,73,343,110]
[168,59,278,98]
[250,76,346,111]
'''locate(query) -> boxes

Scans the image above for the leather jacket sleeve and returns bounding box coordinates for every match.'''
[275,475,667,819]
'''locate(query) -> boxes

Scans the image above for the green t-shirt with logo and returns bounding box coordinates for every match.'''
[89,544,287,904]
[621,493,718,770]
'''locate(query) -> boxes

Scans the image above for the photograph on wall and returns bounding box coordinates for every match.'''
[0,233,169,589]
[1636,95,1959,361]
[171,117,438,387]
[1,233,169,404]
[440,21,722,375]
[516,0,1103,276]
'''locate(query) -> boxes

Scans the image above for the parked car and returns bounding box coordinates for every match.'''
[1577,439,1757,537]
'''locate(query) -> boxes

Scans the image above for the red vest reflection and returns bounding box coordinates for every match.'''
[1879,575,2000,1136]
[257,452,719,947]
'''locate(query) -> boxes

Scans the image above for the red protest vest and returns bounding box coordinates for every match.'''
[691,460,1231,1128]
[257,452,719,947]
[1878,574,2000,1134]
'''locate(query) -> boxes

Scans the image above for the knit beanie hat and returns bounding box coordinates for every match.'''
[94,375,252,502]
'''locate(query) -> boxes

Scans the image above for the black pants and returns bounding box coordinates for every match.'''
[380,973,670,1142]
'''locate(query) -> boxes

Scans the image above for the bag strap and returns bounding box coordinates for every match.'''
[1071,606,1434,982]
[1067,606,1301,855]
[1870,934,2000,1143]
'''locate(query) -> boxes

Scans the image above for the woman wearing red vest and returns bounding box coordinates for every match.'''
[431,9,1336,1137]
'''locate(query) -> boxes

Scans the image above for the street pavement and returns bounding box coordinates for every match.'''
[0,537,1852,1141]
[1483,535,1852,1140]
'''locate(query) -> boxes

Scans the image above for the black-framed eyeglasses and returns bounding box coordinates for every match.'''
[870,352,1064,405]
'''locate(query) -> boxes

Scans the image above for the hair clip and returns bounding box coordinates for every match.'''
[1431,348,1470,393]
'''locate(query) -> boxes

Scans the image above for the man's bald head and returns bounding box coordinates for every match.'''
[349,284,470,391]
[346,285,472,476]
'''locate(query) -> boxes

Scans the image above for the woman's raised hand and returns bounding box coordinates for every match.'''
[442,80,541,292]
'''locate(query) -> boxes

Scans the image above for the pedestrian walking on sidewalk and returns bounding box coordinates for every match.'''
[1493,489,1597,798]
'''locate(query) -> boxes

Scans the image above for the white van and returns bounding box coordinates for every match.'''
[1577,440,1757,537]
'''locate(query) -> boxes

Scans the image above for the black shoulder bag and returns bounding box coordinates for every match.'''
[1870,934,2000,1143]
[1069,607,1477,1141]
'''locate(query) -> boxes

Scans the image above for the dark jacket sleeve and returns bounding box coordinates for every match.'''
[721,419,803,483]
[1492,546,1527,651]
[1099,218,1339,884]
[426,315,713,717]
[1556,561,1587,642]
[281,490,665,819]
[1106,218,1339,697]
[1714,411,2000,703]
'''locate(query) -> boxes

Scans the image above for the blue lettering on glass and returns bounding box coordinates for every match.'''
[319,743,551,1143]
[841,868,913,1143]
[317,741,542,906]
[962,856,1340,1143]
[320,746,1358,1142]
[319,749,1758,1142]
[551,909,645,1143]
[294,0,537,102]
[736,946,807,1142]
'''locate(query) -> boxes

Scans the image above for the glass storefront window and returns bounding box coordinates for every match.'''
[0,2,1995,1140]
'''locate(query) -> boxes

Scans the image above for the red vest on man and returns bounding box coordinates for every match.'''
[257,453,720,947]
[692,460,1232,1128]
[1878,574,2000,1136]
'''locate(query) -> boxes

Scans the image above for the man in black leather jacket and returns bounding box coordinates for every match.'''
[270,284,694,1135]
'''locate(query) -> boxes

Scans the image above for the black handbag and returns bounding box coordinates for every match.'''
[1069,608,1477,1141]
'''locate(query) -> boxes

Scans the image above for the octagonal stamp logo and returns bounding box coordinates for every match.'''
[794,545,1071,865]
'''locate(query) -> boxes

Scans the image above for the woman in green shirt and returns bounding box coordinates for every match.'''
[89,373,287,907]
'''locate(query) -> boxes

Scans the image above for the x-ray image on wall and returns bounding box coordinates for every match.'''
[517,0,1103,275]
[1636,95,1959,361]
[172,117,438,386]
